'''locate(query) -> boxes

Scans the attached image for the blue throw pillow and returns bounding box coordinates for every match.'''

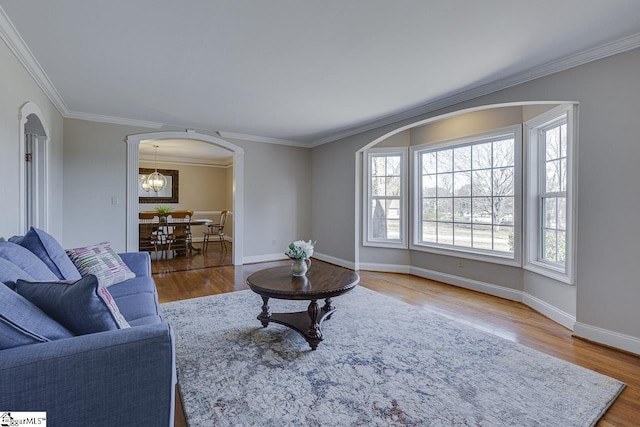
[0,241,58,281]
[16,275,131,335]
[20,227,81,280]
[0,282,74,350]
[0,258,35,291]
[8,235,23,244]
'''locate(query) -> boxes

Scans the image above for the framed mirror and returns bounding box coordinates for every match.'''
[139,168,179,203]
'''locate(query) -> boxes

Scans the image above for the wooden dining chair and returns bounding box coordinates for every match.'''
[139,212,161,260]
[203,210,228,253]
[165,210,193,258]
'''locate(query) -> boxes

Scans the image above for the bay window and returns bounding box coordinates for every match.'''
[361,104,576,282]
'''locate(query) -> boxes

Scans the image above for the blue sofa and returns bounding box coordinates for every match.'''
[0,233,176,427]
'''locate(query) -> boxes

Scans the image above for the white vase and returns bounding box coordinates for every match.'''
[291,258,311,276]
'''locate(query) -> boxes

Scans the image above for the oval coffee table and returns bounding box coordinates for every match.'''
[246,263,359,350]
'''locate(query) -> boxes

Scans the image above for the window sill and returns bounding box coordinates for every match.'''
[363,240,408,249]
[410,243,521,267]
[523,261,574,285]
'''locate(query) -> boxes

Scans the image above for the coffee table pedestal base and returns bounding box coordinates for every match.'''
[258,298,335,350]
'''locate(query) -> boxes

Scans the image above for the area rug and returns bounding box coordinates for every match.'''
[161,287,624,426]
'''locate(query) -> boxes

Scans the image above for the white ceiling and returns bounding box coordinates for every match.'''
[139,139,232,166]
[2,1,640,147]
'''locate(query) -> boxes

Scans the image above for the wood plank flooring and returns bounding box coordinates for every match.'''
[153,258,640,426]
[150,242,233,275]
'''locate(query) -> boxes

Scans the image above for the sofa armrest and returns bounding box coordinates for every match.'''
[0,322,175,427]
[119,251,151,277]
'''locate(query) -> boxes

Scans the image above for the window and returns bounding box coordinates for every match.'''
[524,105,576,283]
[412,126,521,264]
[541,121,567,264]
[363,148,407,248]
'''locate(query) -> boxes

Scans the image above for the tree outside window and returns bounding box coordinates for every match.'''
[364,148,407,248]
[417,132,516,256]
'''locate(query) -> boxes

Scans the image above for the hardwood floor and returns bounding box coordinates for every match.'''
[154,259,640,426]
[150,242,233,275]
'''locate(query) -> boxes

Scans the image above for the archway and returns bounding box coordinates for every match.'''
[19,102,49,233]
[354,101,565,269]
[126,130,244,265]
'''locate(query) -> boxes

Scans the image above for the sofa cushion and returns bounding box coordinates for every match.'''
[127,315,163,327]
[0,258,35,290]
[113,291,161,323]
[16,275,130,335]
[0,282,74,349]
[65,241,135,287]
[0,241,58,281]
[107,275,157,299]
[20,227,82,280]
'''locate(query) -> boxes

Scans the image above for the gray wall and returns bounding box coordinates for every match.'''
[62,119,311,258]
[224,137,312,258]
[63,119,152,249]
[312,47,640,345]
[0,38,65,242]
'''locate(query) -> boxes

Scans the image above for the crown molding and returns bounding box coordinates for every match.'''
[65,110,164,129]
[0,7,69,116]
[217,131,307,147]
[139,157,232,168]
[310,32,640,146]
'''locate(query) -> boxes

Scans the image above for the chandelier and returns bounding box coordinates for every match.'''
[142,145,167,192]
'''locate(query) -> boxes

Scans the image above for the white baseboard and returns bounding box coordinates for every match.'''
[313,252,356,270]
[574,322,640,355]
[359,262,411,274]
[243,253,288,264]
[522,293,576,330]
[410,266,523,302]
[353,260,579,335]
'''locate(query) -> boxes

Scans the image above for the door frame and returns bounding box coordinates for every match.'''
[125,130,244,265]
[18,101,49,233]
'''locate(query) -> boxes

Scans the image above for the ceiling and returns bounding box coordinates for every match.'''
[2,1,640,147]
[139,139,232,166]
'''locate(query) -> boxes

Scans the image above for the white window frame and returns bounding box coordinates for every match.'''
[524,104,577,284]
[410,125,522,266]
[362,147,408,248]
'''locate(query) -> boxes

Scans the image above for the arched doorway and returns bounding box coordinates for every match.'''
[19,102,49,233]
[126,130,244,265]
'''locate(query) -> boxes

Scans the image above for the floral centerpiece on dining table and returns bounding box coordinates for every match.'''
[285,240,316,276]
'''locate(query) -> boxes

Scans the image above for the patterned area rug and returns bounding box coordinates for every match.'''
[161,287,624,426]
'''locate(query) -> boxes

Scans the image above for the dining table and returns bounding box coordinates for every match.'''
[139,217,212,254]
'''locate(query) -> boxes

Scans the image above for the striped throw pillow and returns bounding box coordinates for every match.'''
[65,242,135,287]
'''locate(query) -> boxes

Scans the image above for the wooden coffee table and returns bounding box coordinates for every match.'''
[246,263,359,350]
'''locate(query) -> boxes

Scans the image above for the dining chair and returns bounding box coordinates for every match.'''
[138,212,161,260]
[165,210,193,258]
[203,210,228,253]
